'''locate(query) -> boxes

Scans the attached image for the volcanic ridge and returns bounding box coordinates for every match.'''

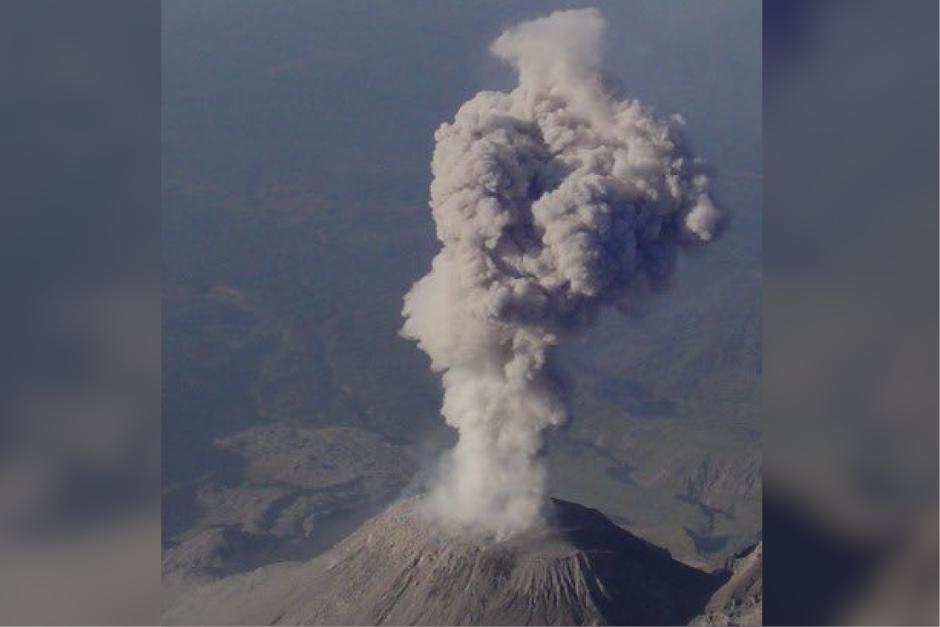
[164,496,733,625]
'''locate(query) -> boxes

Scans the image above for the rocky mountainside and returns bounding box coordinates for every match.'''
[691,542,762,626]
[164,496,729,625]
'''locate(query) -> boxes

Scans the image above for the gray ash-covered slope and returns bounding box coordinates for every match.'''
[164,496,724,625]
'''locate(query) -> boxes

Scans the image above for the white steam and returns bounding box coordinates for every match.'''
[401,8,721,538]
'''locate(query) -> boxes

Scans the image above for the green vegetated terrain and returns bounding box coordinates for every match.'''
[161,0,761,584]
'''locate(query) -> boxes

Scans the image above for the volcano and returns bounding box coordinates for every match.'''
[164,496,728,625]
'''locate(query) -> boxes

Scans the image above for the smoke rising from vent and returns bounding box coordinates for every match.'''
[401,8,721,537]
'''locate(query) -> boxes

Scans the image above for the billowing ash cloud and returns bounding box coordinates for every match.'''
[401,8,721,538]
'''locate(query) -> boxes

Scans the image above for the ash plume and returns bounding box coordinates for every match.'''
[401,8,721,538]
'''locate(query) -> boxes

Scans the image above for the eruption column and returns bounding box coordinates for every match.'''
[401,8,721,537]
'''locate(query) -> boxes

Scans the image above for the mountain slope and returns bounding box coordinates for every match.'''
[164,496,725,625]
[690,542,762,626]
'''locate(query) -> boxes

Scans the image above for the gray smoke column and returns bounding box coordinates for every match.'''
[401,8,721,538]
